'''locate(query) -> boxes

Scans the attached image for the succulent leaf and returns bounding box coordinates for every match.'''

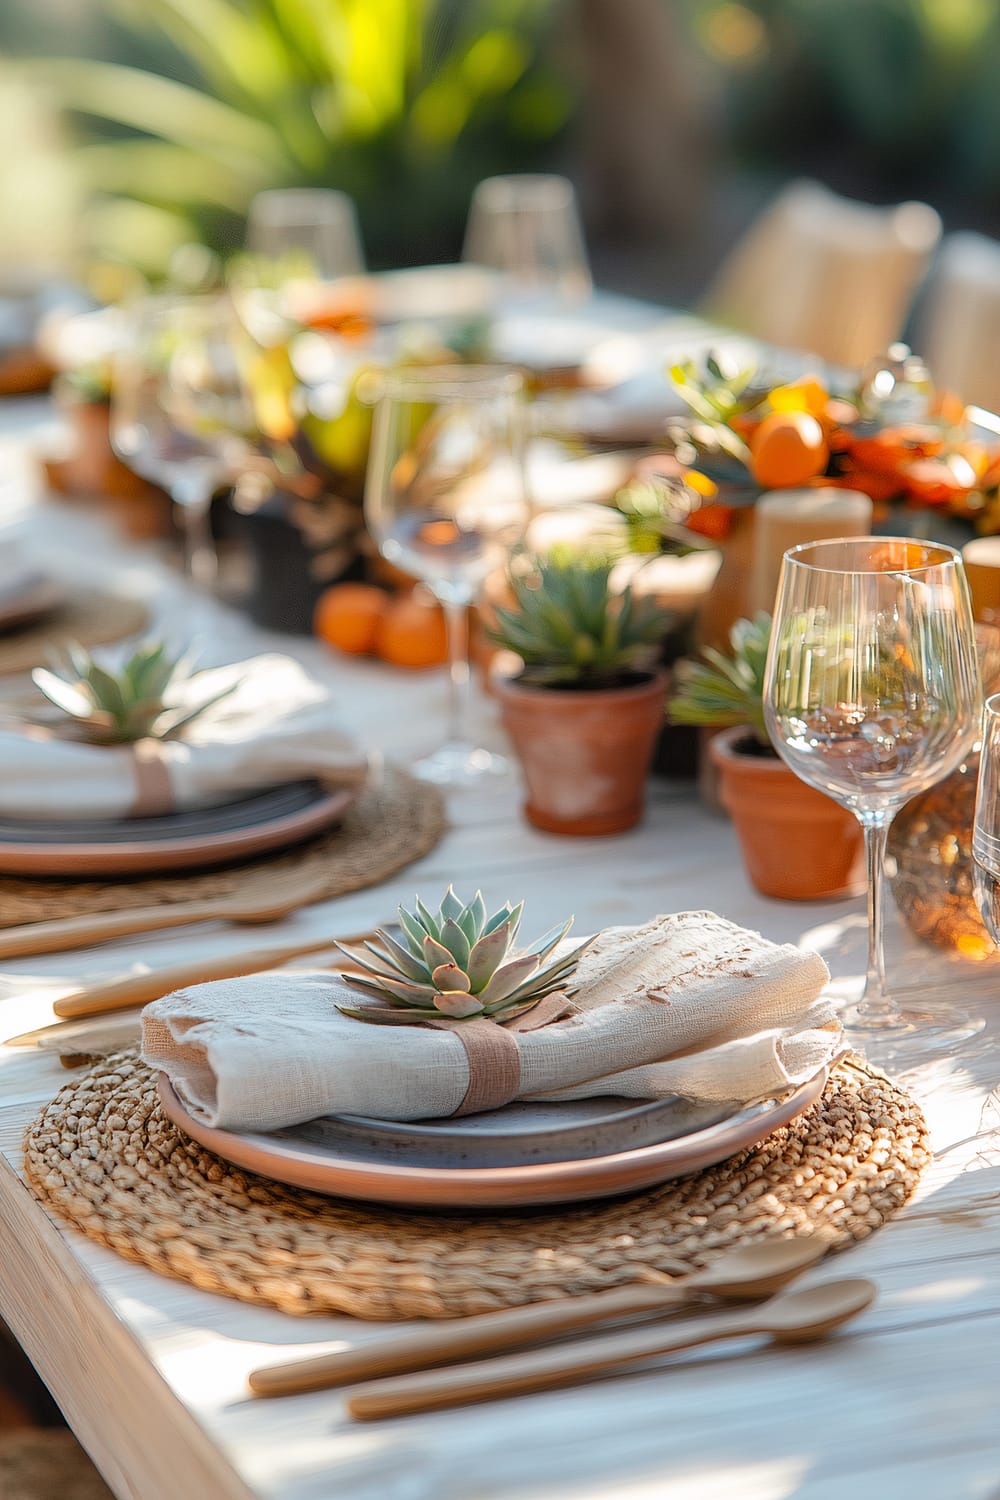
[433,992,484,1018]
[478,952,542,1004]
[439,917,471,972]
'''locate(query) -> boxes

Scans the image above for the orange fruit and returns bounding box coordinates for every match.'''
[685,502,733,540]
[376,592,449,668]
[314,583,388,655]
[749,411,830,488]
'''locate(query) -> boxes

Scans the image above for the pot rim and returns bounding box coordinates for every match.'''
[708,723,782,766]
[490,664,668,707]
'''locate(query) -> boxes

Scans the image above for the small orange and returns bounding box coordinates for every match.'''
[749,410,830,488]
[314,582,388,655]
[376,592,449,668]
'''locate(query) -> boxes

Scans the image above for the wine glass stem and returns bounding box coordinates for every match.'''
[859,812,892,1019]
[172,476,217,588]
[442,599,472,747]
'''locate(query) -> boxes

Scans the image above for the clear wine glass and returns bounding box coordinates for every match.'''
[246,188,365,279]
[462,174,591,304]
[972,694,1000,957]
[111,295,252,586]
[764,536,983,1046]
[365,365,527,786]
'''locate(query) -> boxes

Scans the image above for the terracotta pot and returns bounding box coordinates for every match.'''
[709,727,866,901]
[492,669,668,836]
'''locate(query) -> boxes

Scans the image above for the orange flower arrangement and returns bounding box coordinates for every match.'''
[664,350,1000,542]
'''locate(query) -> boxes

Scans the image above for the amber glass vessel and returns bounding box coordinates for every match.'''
[888,623,1000,957]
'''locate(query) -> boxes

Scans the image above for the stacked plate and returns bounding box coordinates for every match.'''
[0,779,357,876]
[158,1066,829,1210]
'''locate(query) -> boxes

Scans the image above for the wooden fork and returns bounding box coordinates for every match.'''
[0,866,340,960]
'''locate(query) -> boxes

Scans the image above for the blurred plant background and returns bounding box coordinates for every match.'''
[2,0,1000,296]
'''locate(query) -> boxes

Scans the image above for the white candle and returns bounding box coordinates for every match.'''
[750,489,873,616]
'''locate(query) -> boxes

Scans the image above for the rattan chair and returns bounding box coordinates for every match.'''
[918,231,1000,413]
[701,178,941,369]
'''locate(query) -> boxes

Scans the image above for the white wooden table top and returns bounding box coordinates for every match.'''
[1,326,1000,1500]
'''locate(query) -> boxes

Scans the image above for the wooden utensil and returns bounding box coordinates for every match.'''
[248,1237,829,1398]
[0,867,336,959]
[50,936,358,1020]
[346,1278,877,1421]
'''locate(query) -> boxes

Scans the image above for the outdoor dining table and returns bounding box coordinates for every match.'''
[0,289,999,1499]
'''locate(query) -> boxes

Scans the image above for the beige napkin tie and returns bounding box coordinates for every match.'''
[142,912,840,1129]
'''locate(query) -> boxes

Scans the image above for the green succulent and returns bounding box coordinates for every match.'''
[336,886,592,1026]
[32,640,235,745]
[668,612,773,749]
[488,554,666,688]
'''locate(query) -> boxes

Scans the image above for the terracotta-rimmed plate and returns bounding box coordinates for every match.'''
[0,573,67,633]
[0,779,358,877]
[157,1065,830,1210]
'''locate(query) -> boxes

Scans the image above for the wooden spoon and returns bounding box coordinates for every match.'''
[248,1237,830,1397]
[346,1278,876,1421]
[0,867,336,960]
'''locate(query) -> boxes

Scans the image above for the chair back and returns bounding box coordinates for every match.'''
[919,231,1000,413]
[702,179,941,369]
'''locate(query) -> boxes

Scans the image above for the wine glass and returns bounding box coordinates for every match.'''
[365,365,527,786]
[764,536,982,1046]
[462,175,591,304]
[972,694,1000,956]
[246,188,365,279]
[111,295,251,586]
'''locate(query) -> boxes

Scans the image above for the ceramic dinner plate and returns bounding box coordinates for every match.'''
[0,779,358,876]
[157,1064,830,1210]
[0,572,67,633]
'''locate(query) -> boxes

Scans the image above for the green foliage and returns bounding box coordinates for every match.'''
[668,612,772,748]
[335,885,591,1025]
[32,640,234,744]
[489,554,667,689]
[18,0,572,275]
[684,0,1000,196]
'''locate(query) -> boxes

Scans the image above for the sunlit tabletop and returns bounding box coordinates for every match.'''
[0,284,999,1500]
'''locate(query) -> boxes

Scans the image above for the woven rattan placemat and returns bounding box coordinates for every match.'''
[0,765,445,926]
[0,592,149,677]
[24,1051,929,1321]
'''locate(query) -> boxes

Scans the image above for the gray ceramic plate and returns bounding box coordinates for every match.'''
[157,1065,830,1210]
[0,779,357,876]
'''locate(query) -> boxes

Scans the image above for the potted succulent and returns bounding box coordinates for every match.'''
[668,613,865,901]
[489,554,668,836]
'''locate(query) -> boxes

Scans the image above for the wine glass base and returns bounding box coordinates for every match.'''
[841,1002,986,1056]
[411,742,510,789]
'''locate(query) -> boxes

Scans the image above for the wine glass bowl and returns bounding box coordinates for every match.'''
[110,295,251,588]
[246,188,365,280]
[365,365,527,785]
[973,693,1000,948]
[111,295,252,585]
[765,535,982,1046]
[462,174,591,304]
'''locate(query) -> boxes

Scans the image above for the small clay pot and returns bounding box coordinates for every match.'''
[709,726,866,901]
[492,668,668,836]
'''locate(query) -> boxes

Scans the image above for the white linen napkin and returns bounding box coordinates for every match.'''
[142,911,840,1129]
[0,653,368,820]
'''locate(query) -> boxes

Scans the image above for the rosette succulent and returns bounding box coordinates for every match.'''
[336,886,591,1025]
[32,640,234,745]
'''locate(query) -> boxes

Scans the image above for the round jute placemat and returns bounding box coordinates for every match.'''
[0,592,149,677]
[24,1051,929,1322]
[0,765,445,926]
